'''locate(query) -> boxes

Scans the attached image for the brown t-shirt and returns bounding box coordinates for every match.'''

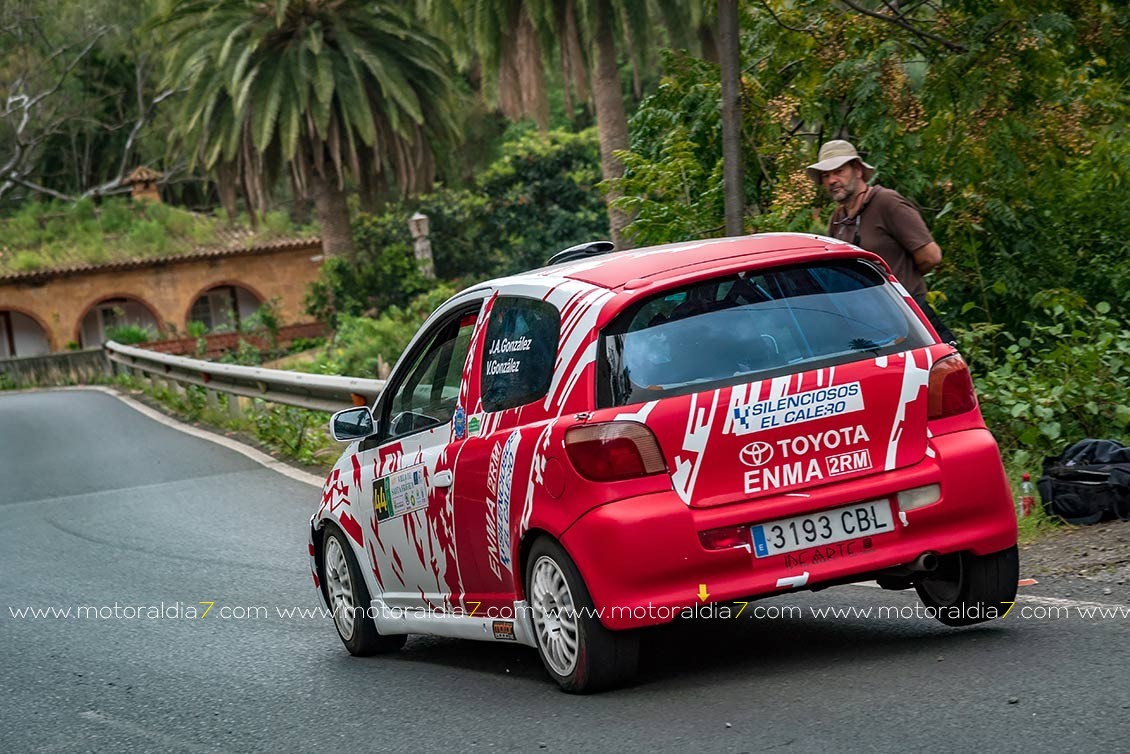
[827,185,934,296]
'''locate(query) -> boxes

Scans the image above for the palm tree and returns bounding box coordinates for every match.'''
[430,1,693,249]
[157,0,463,257]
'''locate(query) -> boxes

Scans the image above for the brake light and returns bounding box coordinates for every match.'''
[927,354,977,419]
[564,422,667,482]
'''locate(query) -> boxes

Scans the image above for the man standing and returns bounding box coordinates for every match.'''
[807,139,954,342]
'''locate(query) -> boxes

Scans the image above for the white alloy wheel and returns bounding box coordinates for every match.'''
[324,535,357,641]
[530,554,580,677]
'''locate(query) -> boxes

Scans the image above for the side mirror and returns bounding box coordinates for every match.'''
[330,406,375,442]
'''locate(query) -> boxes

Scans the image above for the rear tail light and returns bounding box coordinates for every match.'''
[927,353,977,419]
[564,421,667,482]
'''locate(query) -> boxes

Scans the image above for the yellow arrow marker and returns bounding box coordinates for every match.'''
[697,583,709,602]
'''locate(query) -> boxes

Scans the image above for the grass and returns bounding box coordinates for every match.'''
[0,198,316,275]
[1016,503,1063,545]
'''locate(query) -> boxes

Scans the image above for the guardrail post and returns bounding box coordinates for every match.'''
[227,394,243,420]
[206,389,219,411]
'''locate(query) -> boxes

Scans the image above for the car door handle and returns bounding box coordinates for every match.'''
[433,470,453,488]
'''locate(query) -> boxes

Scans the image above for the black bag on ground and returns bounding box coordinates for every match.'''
[1037,439,1130,524]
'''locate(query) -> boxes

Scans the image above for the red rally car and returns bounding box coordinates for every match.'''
[309,233,1019,693]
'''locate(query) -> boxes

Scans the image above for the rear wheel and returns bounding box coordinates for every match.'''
[526,538,639,693]
[915,545,1019,626]
[322,527,406,655]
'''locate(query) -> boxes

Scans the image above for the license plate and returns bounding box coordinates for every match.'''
[751,500,894,558]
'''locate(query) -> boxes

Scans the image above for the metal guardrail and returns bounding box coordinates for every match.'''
[104,341,385,413]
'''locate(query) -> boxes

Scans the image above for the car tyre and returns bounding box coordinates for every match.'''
[526,538,639,693]
[322,527,406,656]
[914,545,1019,626]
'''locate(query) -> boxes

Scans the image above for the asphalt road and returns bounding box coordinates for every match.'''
[2,388,1128,753]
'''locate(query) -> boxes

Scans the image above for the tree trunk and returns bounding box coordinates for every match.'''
[718,0,744,236]
[215,162,240,224]
[592,0,632,249]
[310,171,354,258]
[516,6,550,130]
[698,19,719,64]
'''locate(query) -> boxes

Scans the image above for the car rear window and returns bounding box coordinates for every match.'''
[598,260,933,407]
[481,296,560,412]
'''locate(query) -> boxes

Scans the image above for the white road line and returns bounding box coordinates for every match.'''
[45,386,325,488]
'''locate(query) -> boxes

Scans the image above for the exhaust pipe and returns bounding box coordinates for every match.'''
[910,552,938,573]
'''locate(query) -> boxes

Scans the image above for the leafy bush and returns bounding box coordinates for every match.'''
[963,302,1130,471]
[307,128,608,324]
[104,324,156,344]
[251,404,332,466]
[311,284,459,378]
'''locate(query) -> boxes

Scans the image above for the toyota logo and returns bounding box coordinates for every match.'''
[739,441,774,467]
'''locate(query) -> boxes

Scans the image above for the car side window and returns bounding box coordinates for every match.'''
[481,297,560,412]
[383,311,477,441]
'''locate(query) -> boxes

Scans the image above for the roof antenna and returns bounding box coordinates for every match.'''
[544,240,615,267]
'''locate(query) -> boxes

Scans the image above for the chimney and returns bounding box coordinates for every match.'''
[124,166,163,203]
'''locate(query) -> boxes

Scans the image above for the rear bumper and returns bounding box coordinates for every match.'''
[561,428,1017,630]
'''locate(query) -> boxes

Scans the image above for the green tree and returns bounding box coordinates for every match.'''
[427,1,696,248]
[612,1,1129,331]
[0,0,173,207]
[155,0,464,256]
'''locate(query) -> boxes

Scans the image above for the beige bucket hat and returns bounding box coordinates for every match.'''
[806,140,876,183]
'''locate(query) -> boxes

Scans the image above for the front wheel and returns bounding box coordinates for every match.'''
[322,527,406,655]
[915,545,1019,626]
[526,538,639,693]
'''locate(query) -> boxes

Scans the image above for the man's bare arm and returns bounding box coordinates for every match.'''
[913,241,942,273]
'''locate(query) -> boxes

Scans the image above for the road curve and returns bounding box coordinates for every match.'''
[1,388,1128,753]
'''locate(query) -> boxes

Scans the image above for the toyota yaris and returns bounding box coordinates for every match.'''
[309,233,1018,692]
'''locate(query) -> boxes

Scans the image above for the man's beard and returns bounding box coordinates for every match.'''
[830,178,860,204]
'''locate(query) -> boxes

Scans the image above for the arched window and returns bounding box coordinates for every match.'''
[187,285,262,332]
[0,310,50,358]
[78,297,160,347]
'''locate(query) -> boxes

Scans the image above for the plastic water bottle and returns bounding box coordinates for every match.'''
[1019,473,1036,517]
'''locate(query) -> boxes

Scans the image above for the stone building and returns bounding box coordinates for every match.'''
[0,238,324,356]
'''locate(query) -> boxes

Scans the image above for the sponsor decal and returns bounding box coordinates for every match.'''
[496,432,520,567]
[774,425,869,459]
[484,432,520,578]
[827,448,873,476]
[743,425,872,494]
[739,441,774,467]
[453,406,466,440]
[467,415,482,436]
[492,620,517,641]
[732,382,864,435]
[372,464,428,522]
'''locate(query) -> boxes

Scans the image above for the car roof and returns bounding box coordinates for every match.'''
[526,233,862,291]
